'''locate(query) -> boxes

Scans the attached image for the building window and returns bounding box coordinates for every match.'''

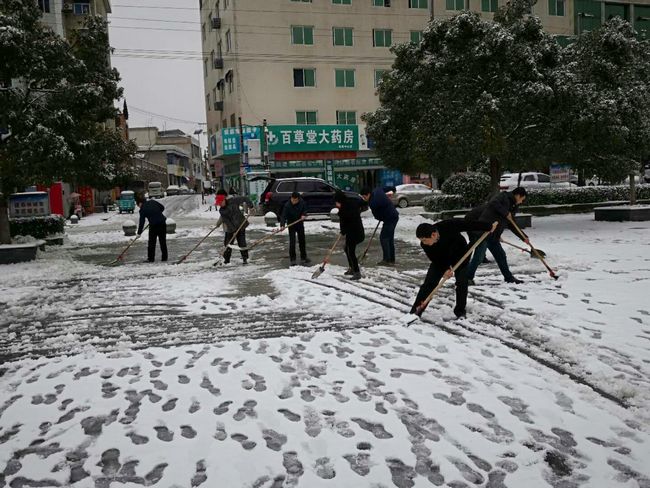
[373,29,392,47]
[291,25,315,45]
[215,0,220,16]
[227,74,234,93]
[224,0,229,9]
[374,69,387,87]
[202,23,206,40]
[548,0,565,16]
[409,0,427,8]
[212,86,217,103]
[410,30,423,43]
[481,0,498,12]
[73,2,91,15]
[38,0,51,13]
[293,68,316,87]
[230,114,235,127]
[372,0,390,6]
[446,0,465,10]
[333,27,353,46]
[333,0,351,4]
[296,111,318,124]
[226,30,232,52]
[336,111,356,125]
[335,69,355,88]
[207,94,211,111]
[203,58,208,78]
[211,50,215,69]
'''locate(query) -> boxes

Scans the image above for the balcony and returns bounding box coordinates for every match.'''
[211,17,222,29]
[213,58,224,69]
[214,101,224,111]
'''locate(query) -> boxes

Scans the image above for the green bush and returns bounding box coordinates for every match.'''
[10,215,65,238]
[440,172,492,206]
[423,184,650,211]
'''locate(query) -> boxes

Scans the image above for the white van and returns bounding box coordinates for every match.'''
[148,181,163,198]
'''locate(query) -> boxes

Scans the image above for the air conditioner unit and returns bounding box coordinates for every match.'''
[213,58,224,69]
[214,101,224,111]
[211,17,222,29]
[62,3,73,12]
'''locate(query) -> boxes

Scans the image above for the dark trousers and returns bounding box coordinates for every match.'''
[411,263,468,316]
[223,230,248,262]
[467,233,514,281]
[344,236,361,273]
[379,218,398,262]
[288,224,307,261]
[148,223,168,262]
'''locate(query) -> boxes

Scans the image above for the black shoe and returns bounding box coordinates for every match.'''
[290,260,297,266]
[223,259,230,265]
[454,310,466,319]
[349,272,362,281]
[301,258,311,265]
[467,279,475,286]
[505,277,523,284]
[482,257,491,264]
[344,268,353,276]
[242,259,248,265]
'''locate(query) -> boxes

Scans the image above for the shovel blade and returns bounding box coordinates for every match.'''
[227,244,248,251]
[311,265,325,279]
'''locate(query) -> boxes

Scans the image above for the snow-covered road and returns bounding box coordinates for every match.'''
[1,204,649,487]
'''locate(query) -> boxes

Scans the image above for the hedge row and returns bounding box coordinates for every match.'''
[10,215,66,238]
[423,185,649,212]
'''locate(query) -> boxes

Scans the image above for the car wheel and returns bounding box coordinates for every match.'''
[398,198,408,208]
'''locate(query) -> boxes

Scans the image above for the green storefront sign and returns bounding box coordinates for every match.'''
[266,125,358,152]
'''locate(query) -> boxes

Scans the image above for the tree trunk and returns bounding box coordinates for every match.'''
[489,157,501,195]
[630,172,637,205]
[0,193,10,244]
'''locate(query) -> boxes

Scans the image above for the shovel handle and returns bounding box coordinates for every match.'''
[323,233,343,265]
[176,223,220,264]
[359,221,381,263]
[245,218,303,251]
[112,224,148,263]
[222,216,249,256]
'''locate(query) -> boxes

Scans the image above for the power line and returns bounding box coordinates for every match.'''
[129,105,206,125]
[113,48,396,61]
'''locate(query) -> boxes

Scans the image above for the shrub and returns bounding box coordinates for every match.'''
[423,194,467,212]
[523,185,650,206]
[10,215,65,239]
[440,172,492,206]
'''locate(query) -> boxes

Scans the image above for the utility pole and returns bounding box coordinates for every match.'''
[238,116,246,196]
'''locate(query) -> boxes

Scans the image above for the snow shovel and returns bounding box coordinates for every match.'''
[403,227,493,327]
[359,222,381,264]
[311,233,343,279]
[507,215,558,280]
[107,224,148,266]
[228,218,303,252]
[501,238,547,258]
[212,217,249,267]
[176,222,221,265]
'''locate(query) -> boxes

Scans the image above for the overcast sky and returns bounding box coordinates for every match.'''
[108,0,206,143]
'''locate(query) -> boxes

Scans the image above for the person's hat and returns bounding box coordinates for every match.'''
[215,194,227,206]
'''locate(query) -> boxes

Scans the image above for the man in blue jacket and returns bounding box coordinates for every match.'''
[280,192,310,266]
[136,195,167,262]
[360,187,399,266]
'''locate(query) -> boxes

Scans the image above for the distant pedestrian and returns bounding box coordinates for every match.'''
[215,189,248,264]
[228,186,238,196]
[360,187,399,266]
[136,196,168,262]
[280,191,310,266]
[335,190,365,280]
[102,195,111,213]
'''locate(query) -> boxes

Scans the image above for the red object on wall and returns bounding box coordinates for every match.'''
[274,151,357,161]
[79,186,94,215]
[36,183,64,216]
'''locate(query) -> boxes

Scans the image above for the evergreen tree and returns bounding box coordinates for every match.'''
[0,1,135,244]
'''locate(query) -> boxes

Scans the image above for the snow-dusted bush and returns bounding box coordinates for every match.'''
[10,215,65,239]
[524,185,650,206]
[440,172,492,206]
[423,194,467,212]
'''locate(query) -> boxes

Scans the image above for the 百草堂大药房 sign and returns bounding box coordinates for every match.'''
[266,125,358,153]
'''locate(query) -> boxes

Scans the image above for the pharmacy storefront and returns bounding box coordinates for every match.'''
[220,124,402,193]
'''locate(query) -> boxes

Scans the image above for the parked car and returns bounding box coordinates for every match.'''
[166,185,180,196]
[148,181,163,198]
[179,185,191,195]
[117,190,135,214]
[644,164,650,183]
[259,177,367,217]
[499,172,571,191]
[389,183,440,208]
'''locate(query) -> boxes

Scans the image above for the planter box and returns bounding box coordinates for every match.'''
[0,240,45,265]
[594,206,650,222]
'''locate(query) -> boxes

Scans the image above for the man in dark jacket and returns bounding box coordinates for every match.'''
[335,190,365,280]
[280,192,310,266]
[412,219,497,318]
[215,189,249,264]
[465,187,528,285]
[137,196,168,262]
[360,187,399,266]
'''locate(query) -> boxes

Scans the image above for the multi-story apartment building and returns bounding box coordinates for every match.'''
[37,0,112,38]
[199,0,650,192]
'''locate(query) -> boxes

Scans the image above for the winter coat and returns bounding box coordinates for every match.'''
[465,191,526,240]
[369,187,399,224]
[138,200,166,234]
[217,199,248,233]
[421,219,492,271]
[338,196,365,244]
[281,198,307,227]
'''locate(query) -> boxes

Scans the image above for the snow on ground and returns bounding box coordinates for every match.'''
[1,209,650,487]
